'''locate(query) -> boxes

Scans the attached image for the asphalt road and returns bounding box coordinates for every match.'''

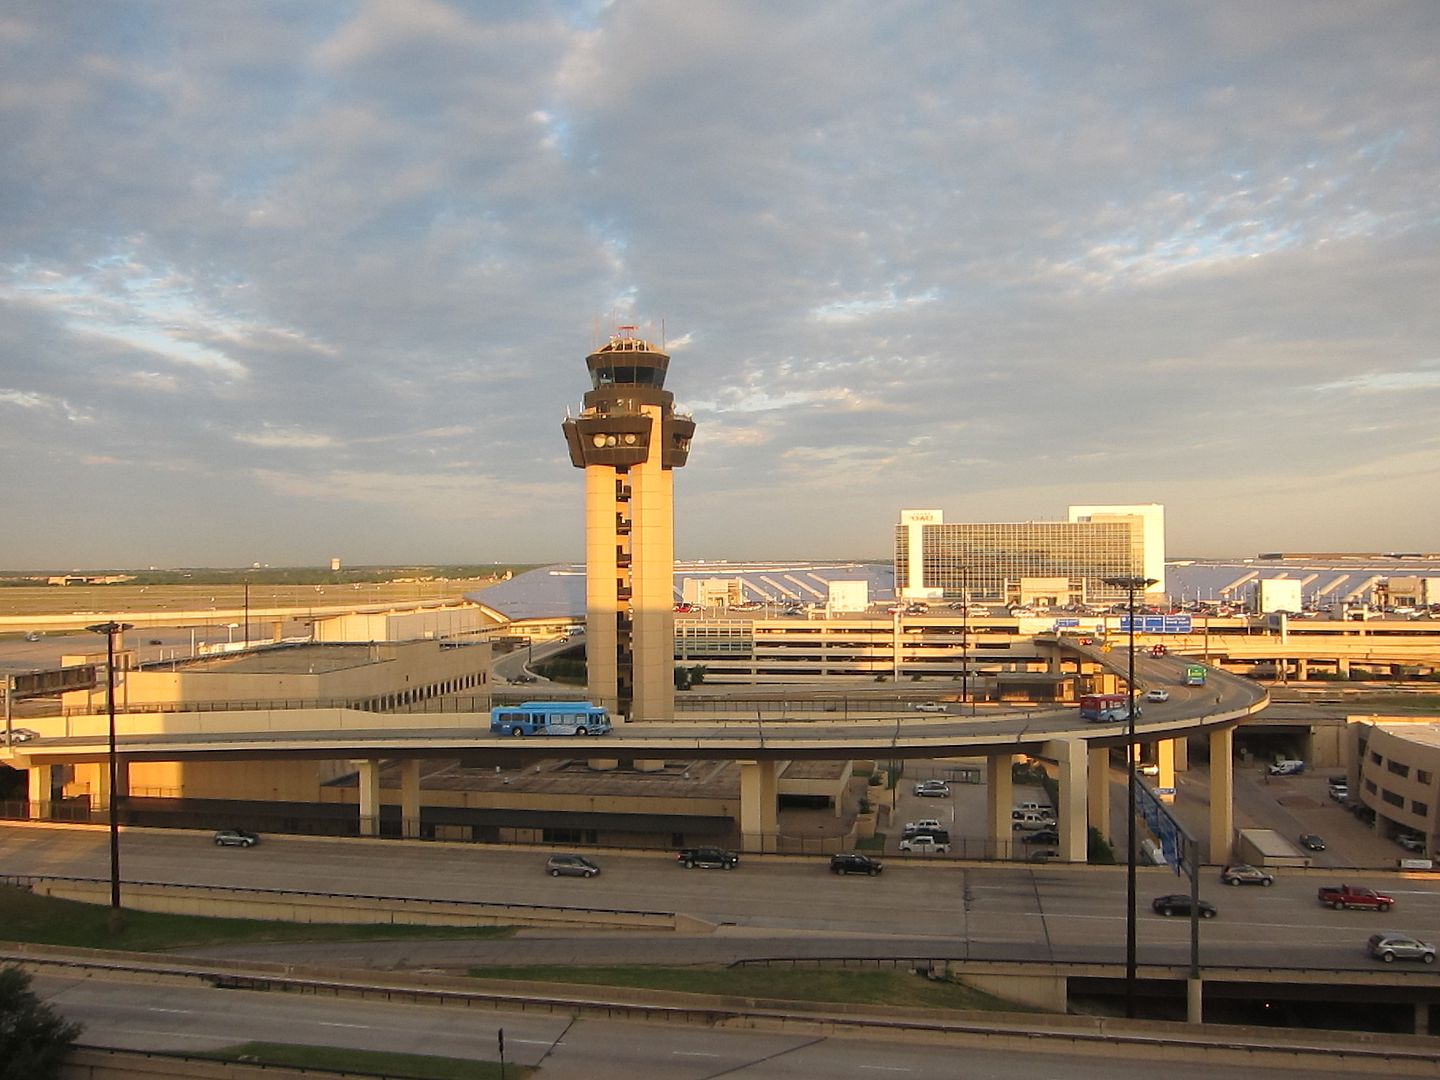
[29,971,1421,1080]
[4,825,1437,973]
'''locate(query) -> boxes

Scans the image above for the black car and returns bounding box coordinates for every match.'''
[677,846,739,869]
[830,852,883,876]
[1299,833,1326,852]
[1152,894,1216,918]
[1023,829,1060,845]
[213,829,259,848]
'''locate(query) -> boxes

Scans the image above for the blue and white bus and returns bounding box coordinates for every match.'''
[490,701,613,737]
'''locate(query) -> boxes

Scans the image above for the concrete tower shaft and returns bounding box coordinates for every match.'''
[562,328,694,721]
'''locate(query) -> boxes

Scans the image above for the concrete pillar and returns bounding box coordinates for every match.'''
[1087,746,1110,841]
[1338,658,1350,677]
[357,760,381,837]
[986,753,1015,859]
[585,466,620,715]
[739,759,778,853]
[1416,1001,1430,1037]
[1296,658,1309,680]
[1044,738,1088,863]
[399,759,421,839]
[1156,738,1176,802]
[270,619,284,643]
[1209,727,1234,864]
[1187,978,1204,1024]
[27,764,53,820]
[90,758,129,812]
[629,406,675,724]
[1172,734,1189,772]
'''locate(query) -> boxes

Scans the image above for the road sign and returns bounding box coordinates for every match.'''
[1119,615,1193,634]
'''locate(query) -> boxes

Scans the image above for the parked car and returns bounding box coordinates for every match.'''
[1367,933,1436,964]
[6,728,39,743]
[904,818,944,833]
[1144,689,1170,703]
[1396,836,1427,854]
[1134,762,1160,777]
[546,854,600,878]
[1317,885,1393,911]
[898,835,950,854]
[1299,833,1326,852]
[213,829,259,848]
[1329,784,1349,802]
[913,780,950,798]
[1024,829,1061,845]
[901,825,950,842]
[830,852,883,876]
[1152,894,1217,918]
[677,846,738,870]
[1220,863,1274,887]
[1012,810,1057,830]
[1269,759,1306,776]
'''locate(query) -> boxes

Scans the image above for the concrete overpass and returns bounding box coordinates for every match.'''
[4,656,1267,864]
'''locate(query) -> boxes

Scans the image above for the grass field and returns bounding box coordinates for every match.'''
[195,1043,532,1079]
[0,884,513,951]
[466,963,1027,1013]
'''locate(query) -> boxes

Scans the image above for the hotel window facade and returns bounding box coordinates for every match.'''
[895,512,1149,606]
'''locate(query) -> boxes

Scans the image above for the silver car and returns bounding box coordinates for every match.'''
[1367,933,1435,964]
[546,853,600,878]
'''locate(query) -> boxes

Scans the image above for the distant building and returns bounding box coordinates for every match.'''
[895,504,1164,606]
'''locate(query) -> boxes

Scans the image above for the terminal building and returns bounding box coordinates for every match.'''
[895,504,1164,605]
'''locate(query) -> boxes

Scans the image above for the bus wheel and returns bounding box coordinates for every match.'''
[510,728,524,736]
[576,728,589,735]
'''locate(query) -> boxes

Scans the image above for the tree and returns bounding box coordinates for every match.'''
[0,964,82,1080]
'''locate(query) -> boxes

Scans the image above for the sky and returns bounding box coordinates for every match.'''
[2,2,1438,569]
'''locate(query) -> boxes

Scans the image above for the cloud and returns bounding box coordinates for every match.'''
[0,2,1437,565]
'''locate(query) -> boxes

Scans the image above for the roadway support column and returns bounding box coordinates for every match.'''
[27,764,53,820]
[1187,978,1204,1024]
[357,760,381,837]
[1156,738,1176,802]
[986,753,1014,859]
[1171,734,1188,771]
[1043,738,1088,864]
[1087,746,1110,842]
[739,760,778,854]
[399,759,421,839]
[1208,727,1234,863]
[1416,1002,1430,1036]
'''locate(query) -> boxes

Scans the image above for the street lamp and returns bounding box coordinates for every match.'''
[1102,575,1157,1019]
[86,620,133,931]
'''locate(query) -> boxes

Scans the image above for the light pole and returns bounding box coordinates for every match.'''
[86,620,133,932]
[1103,575,1156,1019]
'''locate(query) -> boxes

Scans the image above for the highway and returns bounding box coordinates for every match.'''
[33,970,1401,1080]
[4,825,1437,973]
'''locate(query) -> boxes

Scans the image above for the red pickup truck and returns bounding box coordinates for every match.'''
[1317,885,1394,911]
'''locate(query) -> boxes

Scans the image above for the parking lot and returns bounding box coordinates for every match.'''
[879,753,1424,870]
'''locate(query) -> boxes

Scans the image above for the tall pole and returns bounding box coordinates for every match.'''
[87,620,132,930]
[1125,580,1138,1019]
[1103,575,1155,1020]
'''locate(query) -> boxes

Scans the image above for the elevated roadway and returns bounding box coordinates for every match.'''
[5,656,1266,863]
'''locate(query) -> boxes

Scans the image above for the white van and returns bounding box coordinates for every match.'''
[1268,759,1306,776]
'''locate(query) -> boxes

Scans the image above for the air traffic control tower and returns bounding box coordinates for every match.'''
[562,327,694,722]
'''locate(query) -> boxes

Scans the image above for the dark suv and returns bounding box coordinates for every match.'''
[830,852,883,876]
[677,846,739,869]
